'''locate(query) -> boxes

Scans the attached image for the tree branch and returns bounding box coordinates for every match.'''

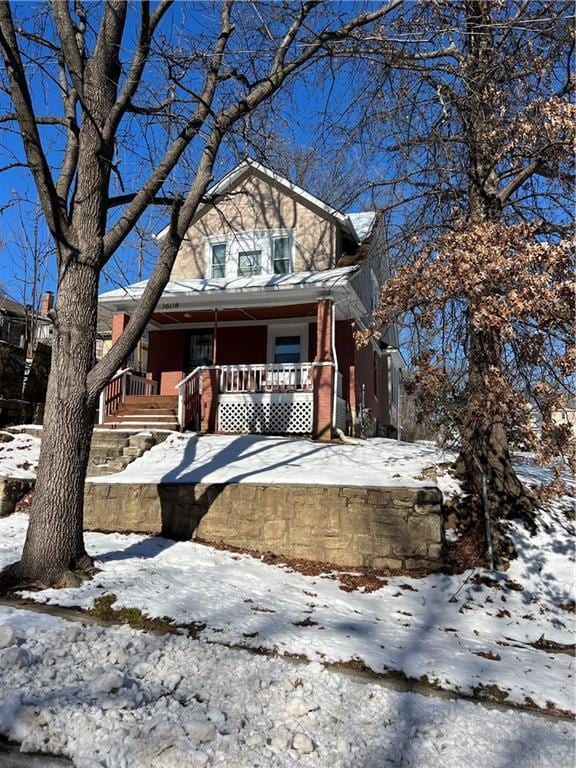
[103,0,173,142]
[106,193,177,208]
[52,1,85,102]
[0,0,67,238]
[87,196,184,398]
[101,0,234,262]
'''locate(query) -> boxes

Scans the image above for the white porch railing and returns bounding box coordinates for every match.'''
[175,366,204,430]
[219,363,313,393]
[98,368,158,423]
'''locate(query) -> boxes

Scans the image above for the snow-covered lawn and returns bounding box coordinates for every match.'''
[0,605,573,768]
[0,431,40,479]
[0,436,574,714]
[2,495,574,713]
[90,434,461,493]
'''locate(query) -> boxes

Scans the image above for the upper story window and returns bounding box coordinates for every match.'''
[206,230,294,279]
[211,242,227,278]
[238,249,262,277]
[273,236,291,274]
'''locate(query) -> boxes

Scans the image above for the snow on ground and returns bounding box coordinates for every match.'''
[0,431,40,479]
[90,434,461,493]
[1,435,573,722]
[0,605,573,768]
[2,498,574,713]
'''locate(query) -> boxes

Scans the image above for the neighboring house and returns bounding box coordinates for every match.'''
[97,158,403,439]
[0,291,53,347]
[552,398,576,438]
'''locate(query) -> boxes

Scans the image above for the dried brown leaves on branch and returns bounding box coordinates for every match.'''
[348,1,575,522]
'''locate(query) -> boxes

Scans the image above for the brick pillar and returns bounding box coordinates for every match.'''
[315,298,334,363]
[40,291,54,316]
[312,298,334,441]
[111,312,130,344]
[200,368,219,433]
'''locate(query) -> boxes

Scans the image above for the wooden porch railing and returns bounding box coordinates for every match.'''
[219,363,313,393]
[98,368,158,423]
[176,366,203,431]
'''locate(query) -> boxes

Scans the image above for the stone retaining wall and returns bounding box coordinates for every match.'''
[84,482,444,571]
[0,477,34,517]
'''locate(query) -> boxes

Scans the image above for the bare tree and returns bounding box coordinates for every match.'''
[0,0,401,586]
[7,203,53,348]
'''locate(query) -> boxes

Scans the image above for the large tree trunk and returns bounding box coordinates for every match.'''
[460,324,535,529]
[10,260,99,585]
[456,0,535,531]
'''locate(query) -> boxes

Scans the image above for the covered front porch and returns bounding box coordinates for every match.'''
[98,269,363,439]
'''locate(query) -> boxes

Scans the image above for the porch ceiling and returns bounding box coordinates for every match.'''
[151,303,319,325]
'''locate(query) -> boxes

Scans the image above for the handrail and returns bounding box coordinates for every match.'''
[108,366,131,383]
[98,367,157,423]
[175,366,205,390]
[176,366,204,429]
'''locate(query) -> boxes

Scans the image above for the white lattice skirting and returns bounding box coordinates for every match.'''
[218,393,313,434]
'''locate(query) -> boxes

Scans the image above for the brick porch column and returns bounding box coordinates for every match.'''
[312,298,335,441]
[111,312,130,344]
[200,368,219,433]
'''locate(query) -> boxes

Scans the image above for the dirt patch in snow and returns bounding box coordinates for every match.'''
[199,539,448,591]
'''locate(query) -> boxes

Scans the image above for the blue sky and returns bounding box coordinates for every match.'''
[0,1,381,305]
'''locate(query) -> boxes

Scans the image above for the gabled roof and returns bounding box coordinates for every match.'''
[157,157,376,245]
[0,294,27,316]
[208,157,351,226]
[347,212,376,242]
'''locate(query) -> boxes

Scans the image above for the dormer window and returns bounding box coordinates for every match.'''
[206,230,294,279]
[211,242,227,278]
[273,236,291,274]
[238,249,262,277]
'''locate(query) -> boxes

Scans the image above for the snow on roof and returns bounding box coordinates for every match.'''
[347,212,376,242]
[99,266,359,304]
[156,158,368,244]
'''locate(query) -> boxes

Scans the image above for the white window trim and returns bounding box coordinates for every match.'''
[267,322,309,365]
[205,229,295,279]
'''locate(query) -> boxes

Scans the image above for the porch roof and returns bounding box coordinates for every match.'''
[99,266,364,318]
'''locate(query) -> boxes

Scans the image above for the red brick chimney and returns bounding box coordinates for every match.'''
[40,291,54,316]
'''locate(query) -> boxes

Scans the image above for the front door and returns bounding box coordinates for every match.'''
[187,329,214,372]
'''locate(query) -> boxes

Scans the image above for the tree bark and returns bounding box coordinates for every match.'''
[11,260,99,584]
[7,2,120,585]
[458,0,535,528]
[460,325,535,528]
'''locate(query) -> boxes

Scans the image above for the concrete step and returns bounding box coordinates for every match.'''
[100,421,178,430]
[88,447,125,459]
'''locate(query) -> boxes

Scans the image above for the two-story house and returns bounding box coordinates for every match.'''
[97,159,403,439]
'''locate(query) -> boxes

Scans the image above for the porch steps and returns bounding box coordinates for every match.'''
[87,430,170,476]
[102,395,179,432]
